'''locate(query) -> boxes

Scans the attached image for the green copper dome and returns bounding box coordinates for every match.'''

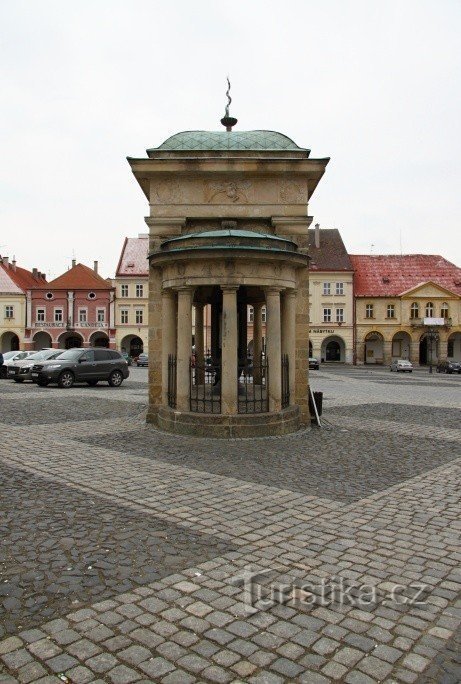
[151,130,307,152]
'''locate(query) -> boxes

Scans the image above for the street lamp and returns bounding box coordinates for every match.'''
[426,327,439,374]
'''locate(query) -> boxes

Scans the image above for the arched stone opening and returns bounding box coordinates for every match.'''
[419,332,439,365]
[447,332,461,361]
[89,332,109,348]
[58,332,83,349]
[322,335,346,362]
[364,331,384,365]
[121,334,144,357]
[0,331,20,353]
[392,331,411,359]
[33,331,52,350]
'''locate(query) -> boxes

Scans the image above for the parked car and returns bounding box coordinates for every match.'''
[309,357,320,370]
[390,359,413,372]
[31,348,129,388]
[121,351,132,366]
[136,353,149,367]
[436,360,461,374]
[8,349,64,382]
[0,351,35,378]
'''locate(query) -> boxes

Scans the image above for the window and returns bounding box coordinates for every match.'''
[78,309,87,323]
[88,292,96,300]
[121,284,129,298]
[248,306,254,323]
[121,309,129,324]
[441,302,449,319]
[37,308,45,322]
[97,309,105,323]
[5,305,14,319]
[135,309,144,324]
[425,302,434,318]
[261,306,267,323]
[335,282,344,295]
[365,304,374,319]
[323,308,332,323]
[135,284,144,298]
[54,309,63,323]
[323,282,331,295]
[94,350,111,361]
[335,308,344,323]
[80,350,95,362]
[410,302,419,319]
[387,304,395,319]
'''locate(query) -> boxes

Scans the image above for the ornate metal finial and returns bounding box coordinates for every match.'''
[221,77,238,131]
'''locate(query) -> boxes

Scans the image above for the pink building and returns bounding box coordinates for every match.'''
[25,261,116,350]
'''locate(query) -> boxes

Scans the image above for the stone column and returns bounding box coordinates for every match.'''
[266,287,282,412]
[176,287,193,412]
[253,302,263,384]
[281,289,296,405]
[147,238,163,423]
[438,337,447,362]
[221,286,238,414]
[194,303,205,384]
[383,341,392,366]
[410,340,420,365]
[161,290,177,405]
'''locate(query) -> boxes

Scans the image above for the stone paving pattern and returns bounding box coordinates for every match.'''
[0,366,460,683]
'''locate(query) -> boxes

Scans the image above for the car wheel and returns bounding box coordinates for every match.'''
[87,380,99,386]
[14,378,24,383]
[58,370,74,388]
[37,378,49,387]
[108,370,123,387]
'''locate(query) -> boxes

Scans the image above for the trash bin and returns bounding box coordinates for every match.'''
[309,391,323,417]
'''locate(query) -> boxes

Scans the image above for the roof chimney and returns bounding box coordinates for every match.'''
[2,256,9,267]
[93,260,98,274]
[12,257,16,271]
[32,267,38,278]
[72,259,76,268]
[314,223,320,249]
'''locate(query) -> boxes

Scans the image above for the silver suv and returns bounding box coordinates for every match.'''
[8,349,63,382]
[32,347,129,388]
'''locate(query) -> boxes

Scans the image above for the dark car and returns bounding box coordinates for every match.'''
[436,360,461,374]
[31,348,129,388]
[309,357,320,370]
[136,353,148,367]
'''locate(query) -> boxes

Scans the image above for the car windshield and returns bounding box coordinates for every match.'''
[398,360,411,365]
[2,351,18,360]
[54,349,83,361]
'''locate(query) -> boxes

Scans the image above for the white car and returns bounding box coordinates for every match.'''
[390,359,413,373]
[0,351,35,378]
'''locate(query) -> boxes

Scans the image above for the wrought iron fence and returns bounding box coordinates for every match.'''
[281,353,290,409]
[238,357,269,414]
[189,361,222,413]
[167,354,177,408]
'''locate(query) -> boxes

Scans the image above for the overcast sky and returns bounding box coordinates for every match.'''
[1,0,460,279]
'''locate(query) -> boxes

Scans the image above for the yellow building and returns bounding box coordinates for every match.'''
[308,226,354,363]
[113,235,149,357]
[352,255,461,365]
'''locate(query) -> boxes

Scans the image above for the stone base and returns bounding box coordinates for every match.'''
[151,405,301,438]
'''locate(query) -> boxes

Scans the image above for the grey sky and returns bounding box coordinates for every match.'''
[1,0,460,279]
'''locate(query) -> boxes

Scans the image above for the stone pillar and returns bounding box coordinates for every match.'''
[410,341,420,365]
[147,238,163,423]
[253,302,263,384]
[176,287,193,412]
[438,337,447,362]
[195,303,205,384]
[221,286,238,414]
[161,290,177,405]
[266,287,282,412]
[295,271,310,424]
[383,341,392,366]
[281,289,296,405]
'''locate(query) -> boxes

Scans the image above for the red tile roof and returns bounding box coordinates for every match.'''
[351,255,461,297]
[5,264,47,291]
[116,236,149,277]
[47,263,113,290]
[0,264,23,294]
[308,229,353,271]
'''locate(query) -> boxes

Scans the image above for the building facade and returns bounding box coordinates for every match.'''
[352,255,461,365]
[308,226,354,364]
[0,256,46,351]
[25,261,116,350]
[113,235,149,357]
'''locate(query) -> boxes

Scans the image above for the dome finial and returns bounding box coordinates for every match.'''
[220,77,238,131]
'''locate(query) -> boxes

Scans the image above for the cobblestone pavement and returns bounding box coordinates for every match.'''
[1,366,460,683]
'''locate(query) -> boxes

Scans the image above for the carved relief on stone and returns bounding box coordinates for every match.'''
[204,179,252,204]
[154,180,183,203]
[279,180,304,203]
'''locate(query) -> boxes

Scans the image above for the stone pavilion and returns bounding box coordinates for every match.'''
[128,113,329,437]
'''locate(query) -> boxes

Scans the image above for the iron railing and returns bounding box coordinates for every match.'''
[167,354,177,408]
[189,361,222,413]
[238,357,269,414]
[281,353,290,409]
